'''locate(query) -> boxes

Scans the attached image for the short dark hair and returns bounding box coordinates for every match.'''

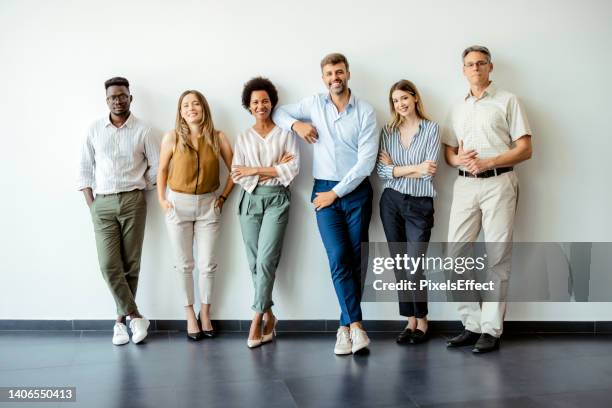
[104,77,130,90]
[320,53,349,71]
[241,77,279,111]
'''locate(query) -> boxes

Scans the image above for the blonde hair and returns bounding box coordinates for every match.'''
[387,80,429,130]
[174,90,219,155]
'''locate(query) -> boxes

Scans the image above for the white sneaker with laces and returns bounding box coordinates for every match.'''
[334,327,352,355]
[350,327,370,354]
[112,322,129,346]
[129,317,150,344]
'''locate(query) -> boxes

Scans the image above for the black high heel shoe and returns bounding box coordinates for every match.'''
[199,313,215,338]
[187,318,203,341]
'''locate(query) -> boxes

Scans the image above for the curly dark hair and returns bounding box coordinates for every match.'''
[241,77,278,111]
[104,76,130,90]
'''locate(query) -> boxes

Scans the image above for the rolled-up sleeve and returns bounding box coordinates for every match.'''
[332,108,379,198]
[272,95,315,133]
[376,127,394,180]
[231,136,258,193]
[143,128,160,190]
[422,123,441,182]
[77,128,96,191]
[273,131,300,187]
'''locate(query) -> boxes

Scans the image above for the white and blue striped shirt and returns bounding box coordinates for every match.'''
[376,120,440,197]
[77,114,160,195]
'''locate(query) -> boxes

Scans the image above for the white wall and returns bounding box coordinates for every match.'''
[1,0,611,320]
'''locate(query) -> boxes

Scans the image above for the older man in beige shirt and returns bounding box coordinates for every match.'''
[443,45,533,353]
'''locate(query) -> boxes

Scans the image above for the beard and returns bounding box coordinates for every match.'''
[329,81,346,95]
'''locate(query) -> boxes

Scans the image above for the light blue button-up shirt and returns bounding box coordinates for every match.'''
[273,91,379,198]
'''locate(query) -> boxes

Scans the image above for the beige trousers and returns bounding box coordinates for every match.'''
[447,171,519,337]
[165,190,221,306]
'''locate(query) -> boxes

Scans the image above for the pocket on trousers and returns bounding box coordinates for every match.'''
[212,198,221,217]
[165,197,178,222]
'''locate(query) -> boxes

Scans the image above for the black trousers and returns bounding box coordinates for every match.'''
[379,188,434,318]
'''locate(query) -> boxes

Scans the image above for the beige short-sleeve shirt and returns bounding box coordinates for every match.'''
[443,82,532,161]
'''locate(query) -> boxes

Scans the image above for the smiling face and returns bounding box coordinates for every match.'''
[391,89,417,118]
[106,85,132,116]
[180,92,204,124]
[249,90,272,120]
[322,62,350,96]
[463,51,493,87]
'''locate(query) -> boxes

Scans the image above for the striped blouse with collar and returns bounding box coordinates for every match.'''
[376,119,441,197]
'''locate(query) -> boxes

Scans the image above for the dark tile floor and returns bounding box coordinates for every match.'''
[1,331,611,408]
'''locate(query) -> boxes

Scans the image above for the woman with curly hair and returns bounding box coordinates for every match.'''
[231,77,300,348]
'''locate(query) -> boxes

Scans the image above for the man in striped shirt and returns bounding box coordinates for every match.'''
[443,46,533,353]
[78,77,159,346]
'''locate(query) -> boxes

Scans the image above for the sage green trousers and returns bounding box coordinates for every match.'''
[237,186,290,313]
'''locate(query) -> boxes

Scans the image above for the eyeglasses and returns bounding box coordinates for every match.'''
[106,94,130,103]
[464,60,490,69]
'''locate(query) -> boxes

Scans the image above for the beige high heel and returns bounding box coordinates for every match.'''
[262,316,277,344]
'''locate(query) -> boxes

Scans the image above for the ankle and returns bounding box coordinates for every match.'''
[349,322,363,331]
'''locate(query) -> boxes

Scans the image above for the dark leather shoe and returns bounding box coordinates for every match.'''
[446,330,480,347]
[410,329,429,344]
[187,331,203,341]
[198,315,215,338]
[396,328,413,344]
[187,319,203,341]
[472,333,500,353]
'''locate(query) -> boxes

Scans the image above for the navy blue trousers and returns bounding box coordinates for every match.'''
[379,188,434,318]
[312,179,373,326]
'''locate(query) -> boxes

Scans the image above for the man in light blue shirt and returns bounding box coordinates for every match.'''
[273,53,379,355]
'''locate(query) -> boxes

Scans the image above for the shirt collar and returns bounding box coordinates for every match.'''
[324,89,355,108]
[464,81,497,100]
[105,112,135,129]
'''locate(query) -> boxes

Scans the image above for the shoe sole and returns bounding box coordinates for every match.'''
[112,338,129,346]
[334,349,352,355]
[472,345,500,354]
[351,341,370,354]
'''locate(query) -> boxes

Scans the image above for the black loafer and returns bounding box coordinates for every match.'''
[410,329,429,344]
[446,330,480,347]
[472,333,500,353]
[396,328,413,344]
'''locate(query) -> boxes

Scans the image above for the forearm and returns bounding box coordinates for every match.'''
[219,175,235,198]
[392,165,421,178]
[444,148,462,168]
[486,145,532,168]
[156,168,169,202]
[255,167,279,177]
[81,188,94,207]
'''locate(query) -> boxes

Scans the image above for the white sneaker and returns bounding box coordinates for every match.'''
[129,317,150,344]
[334,327,352,355]
[112,323,129,346]
[350,327,371,354]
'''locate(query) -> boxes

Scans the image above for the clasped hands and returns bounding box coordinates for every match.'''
[457,141,491,175]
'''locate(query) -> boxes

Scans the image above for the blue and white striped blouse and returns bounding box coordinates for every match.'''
[376,120,441,197]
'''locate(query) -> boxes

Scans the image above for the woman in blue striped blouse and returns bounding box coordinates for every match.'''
[376,79,441,345]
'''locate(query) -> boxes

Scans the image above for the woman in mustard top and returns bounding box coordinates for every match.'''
[157,90,234,340]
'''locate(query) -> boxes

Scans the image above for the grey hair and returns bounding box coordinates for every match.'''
[462,45,492,62]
